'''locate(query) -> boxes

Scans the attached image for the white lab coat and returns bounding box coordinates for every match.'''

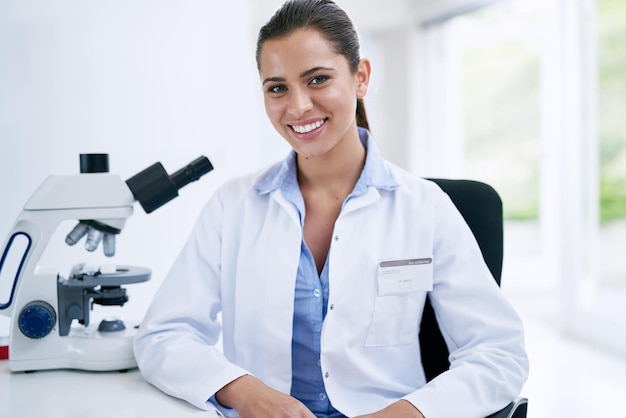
[134,145,528,418]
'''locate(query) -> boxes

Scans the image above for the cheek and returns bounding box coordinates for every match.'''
[264,99,283,123]
[325,86,357,113]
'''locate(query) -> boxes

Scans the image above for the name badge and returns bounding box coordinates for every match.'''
[377,257,433,296]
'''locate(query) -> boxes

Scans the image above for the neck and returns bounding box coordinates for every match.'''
[296,128,366,195]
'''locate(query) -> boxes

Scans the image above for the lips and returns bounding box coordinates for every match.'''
[290,118,326,134]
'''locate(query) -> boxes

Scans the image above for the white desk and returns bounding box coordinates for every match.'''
[0,360,208,417]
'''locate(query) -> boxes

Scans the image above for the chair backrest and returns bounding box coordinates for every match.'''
[419,178,504,382]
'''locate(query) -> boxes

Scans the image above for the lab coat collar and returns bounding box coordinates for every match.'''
[254,128,400,196]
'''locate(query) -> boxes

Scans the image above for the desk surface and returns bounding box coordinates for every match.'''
[0,360,207,418]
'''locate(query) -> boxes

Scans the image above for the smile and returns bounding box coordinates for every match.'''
[291,119,326,134]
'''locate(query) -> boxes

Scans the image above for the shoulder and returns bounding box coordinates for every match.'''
[383,160,447,202]
[195,161,282,227]
[214,161,281,202]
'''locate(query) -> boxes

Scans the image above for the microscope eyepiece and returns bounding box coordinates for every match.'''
[169,156,214,190]
[125,156,213,214]
[79,154,110,173]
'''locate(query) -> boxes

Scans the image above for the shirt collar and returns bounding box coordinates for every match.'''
[255,127,400,196]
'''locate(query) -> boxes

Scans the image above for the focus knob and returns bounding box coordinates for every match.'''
[18,301,57,339]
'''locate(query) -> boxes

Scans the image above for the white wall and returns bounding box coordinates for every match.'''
[0,0,288,327]
[0,0,490,332]
[250,0,490,31]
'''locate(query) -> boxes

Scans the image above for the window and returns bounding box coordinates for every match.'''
[413,0,626,356]
[455,4,544,221]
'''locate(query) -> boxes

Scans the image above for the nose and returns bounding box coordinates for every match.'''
[286,87,312,117]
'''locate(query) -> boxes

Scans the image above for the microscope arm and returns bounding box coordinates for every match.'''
[0,204,133,316]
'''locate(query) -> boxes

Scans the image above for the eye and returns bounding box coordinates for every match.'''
[309,75,329,85]
[267,84,286,94]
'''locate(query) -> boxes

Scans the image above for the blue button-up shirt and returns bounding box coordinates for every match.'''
[261,128,397,417]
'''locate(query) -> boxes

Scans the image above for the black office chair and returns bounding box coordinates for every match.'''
[420,179,528,418]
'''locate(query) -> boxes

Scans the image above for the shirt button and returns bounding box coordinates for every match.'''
[313,288,321,297]
[334,235,339,241]
[329,304,334,310]
[317,359,321,367]
[319,393,327,401]
[325,372,330,378]
[314,323,321,332]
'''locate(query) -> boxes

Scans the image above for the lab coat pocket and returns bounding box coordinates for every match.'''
[364,292,426,347]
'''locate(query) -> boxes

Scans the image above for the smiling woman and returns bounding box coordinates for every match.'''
[258,28,369,163]
[133,1,528,417]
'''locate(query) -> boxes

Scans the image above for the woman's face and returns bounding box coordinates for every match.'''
[258,28,370,159]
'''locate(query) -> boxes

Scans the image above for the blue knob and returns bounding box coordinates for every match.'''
[18,301,57,339]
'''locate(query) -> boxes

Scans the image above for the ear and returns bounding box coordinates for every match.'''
[355,58,371,99]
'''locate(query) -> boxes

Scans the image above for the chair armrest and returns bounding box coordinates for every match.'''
[485,397,528,418]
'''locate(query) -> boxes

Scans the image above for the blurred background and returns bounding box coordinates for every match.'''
[1,0,625,416]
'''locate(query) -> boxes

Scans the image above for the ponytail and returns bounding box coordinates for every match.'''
[356,98,370,131]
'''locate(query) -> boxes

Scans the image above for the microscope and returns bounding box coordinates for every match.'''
[0,154,213,372]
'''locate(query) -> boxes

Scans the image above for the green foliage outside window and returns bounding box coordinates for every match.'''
[598,0,626,222]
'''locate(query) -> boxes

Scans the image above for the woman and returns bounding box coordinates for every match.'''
[134,1,529,417]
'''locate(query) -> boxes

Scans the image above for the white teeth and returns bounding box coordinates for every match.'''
[292,119,325,134]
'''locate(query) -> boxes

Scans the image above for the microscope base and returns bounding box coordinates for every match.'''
[9,320,140,372]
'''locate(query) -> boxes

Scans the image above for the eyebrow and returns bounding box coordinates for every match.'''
[262,66,335,85]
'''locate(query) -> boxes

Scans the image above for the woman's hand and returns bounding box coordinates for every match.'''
[215,375,316,418]
[354,399,425,418]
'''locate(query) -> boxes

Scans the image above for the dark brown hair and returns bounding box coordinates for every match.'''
[256,0,370,130]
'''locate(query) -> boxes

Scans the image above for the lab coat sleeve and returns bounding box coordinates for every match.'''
[404,190,529,418]
[133,189,248,411]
